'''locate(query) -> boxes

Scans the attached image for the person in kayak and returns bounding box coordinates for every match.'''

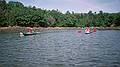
[78,27,82,33]
[27,27,33,33]
[93,27,97,32]
[86,27,90,31]
[85,27,91,33]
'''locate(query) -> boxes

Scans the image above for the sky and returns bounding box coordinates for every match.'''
[6,0,120,13]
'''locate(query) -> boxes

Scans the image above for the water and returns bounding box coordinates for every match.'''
[0,30,120,67]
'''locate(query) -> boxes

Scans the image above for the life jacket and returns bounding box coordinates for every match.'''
[86,27,90,32]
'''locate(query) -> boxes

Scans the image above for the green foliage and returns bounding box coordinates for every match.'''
[0,0,120,27]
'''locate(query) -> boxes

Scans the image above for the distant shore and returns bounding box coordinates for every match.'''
[0,26,120,32]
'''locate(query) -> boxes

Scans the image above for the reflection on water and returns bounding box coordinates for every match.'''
[0,30,120,67]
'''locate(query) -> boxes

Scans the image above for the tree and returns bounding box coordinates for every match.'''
[0,0,7,26]
[8,1,24,7]
[0,1,120,27]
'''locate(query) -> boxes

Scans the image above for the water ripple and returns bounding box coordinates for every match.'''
[0,30,120,67]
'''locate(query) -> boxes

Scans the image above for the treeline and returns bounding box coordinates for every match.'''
[0,0,120,27]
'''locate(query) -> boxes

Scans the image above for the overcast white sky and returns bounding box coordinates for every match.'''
[6,0,120,13]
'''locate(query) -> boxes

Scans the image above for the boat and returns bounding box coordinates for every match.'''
[23,32,36,36]
[20,32,36,36]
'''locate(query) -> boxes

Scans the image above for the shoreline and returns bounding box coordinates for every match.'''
[0,26,120,32]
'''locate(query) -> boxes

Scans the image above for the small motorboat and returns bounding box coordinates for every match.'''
[23,32,36,36]
[20,32,36,36]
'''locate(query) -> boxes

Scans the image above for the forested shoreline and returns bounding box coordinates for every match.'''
[0,0,120,27]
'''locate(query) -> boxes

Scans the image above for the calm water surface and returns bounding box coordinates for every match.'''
[0,30,120,67]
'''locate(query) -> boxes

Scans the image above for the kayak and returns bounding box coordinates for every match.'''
[85,31,91,34]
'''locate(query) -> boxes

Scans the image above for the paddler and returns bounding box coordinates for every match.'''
[93,27,97,32]
[27,27,33,33]
[78,27,82,33]
[85,27,90,32]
